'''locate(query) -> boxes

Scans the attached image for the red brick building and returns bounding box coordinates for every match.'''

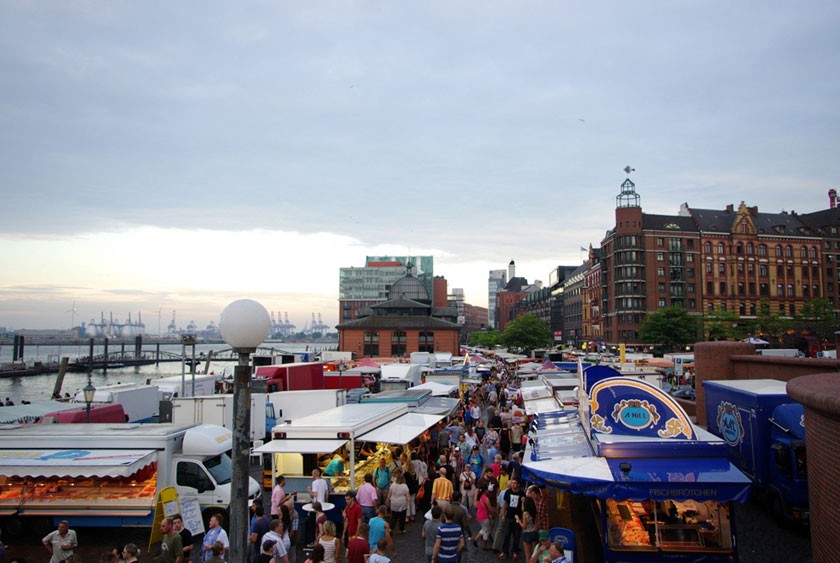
[337,273,461,358]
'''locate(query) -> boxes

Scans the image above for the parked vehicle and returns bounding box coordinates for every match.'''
[149,373,217,399]
[253,362,324,393]
[704,379,808,524]
[168,394,276,442]
[73,383,161,423]
[0,423,261,533]
[39,403,127,423]
[379,363,423,391]
[269,389,347,424]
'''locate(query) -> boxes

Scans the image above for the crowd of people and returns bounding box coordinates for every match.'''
[253,364,571,563]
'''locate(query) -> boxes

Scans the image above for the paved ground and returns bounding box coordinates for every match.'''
[1,495,812,563]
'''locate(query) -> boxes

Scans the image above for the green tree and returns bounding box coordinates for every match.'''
[637,307,698,351]
[795,298,837,343]
[703,310,746,341]
[754,302,790,346]
[500,314,551,353]
[468,329,503,348]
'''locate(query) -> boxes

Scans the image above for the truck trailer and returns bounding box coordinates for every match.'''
[0,423,261,534]
[168,394,276,442]
[704,379,808,524]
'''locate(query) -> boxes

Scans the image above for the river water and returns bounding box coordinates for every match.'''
[0,341,336,404]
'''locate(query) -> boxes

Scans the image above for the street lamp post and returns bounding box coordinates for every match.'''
[83,374,96,423]
[220,299,270,562]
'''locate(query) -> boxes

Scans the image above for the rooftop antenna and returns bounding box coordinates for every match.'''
[623,165,635,176]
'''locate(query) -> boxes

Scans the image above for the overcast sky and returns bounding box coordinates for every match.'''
[1,1,839,331]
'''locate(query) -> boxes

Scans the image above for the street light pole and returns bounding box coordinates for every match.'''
[220,299,270,562]
[83,374,96,423]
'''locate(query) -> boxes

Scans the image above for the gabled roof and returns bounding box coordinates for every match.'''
[690,207,812,237]
[641,214,698,232]
[798,207,840,235]
[336,316,462,330]
[371,297,430,310]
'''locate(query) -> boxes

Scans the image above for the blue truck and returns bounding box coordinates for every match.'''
[704,379,808,525]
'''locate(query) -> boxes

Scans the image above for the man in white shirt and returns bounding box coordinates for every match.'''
[308,467,330,504]
[42,520,78,563]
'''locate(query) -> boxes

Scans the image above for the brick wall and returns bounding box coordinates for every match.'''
[787,373,840,563]
[694,341,840,425]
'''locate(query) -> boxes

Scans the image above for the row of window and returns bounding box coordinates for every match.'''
[704,241,819,259]
[362,331,434,356]
[704,280,821,297]
[707,302,799,317]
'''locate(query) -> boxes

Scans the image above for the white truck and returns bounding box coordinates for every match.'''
[269,389,347,424]
[149,373,217,399]
[169,394,276,442]
[379,364,423,391]
[73,383,161,423]
[0,423,261,533]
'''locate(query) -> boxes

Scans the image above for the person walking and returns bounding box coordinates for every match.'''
[422,505,443,563]
[345,522,370,563]
[498,479,524,560]
[262,518,290,563]
[516,497,538,563]
[160,517,184,563]
[432,506,464,563]
[343,490,363,545]
[459,464,477,514]
[202,513,229,562]
[172,514,193,562]
[431,466,453,510]
[472,483,497,550]
[42,520,78,563]
[373,458,392,508]
[357,473,378,522]
[387,472,410,534]
[251,505,272,563]
[317,520,341,563]
[367,506,395,560]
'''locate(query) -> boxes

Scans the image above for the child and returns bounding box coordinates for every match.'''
[368,538,391,563]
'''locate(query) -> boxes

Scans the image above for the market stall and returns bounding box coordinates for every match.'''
[522,364,751,563]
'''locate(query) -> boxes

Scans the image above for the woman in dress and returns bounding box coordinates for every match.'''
[317,520,342,563]
[387,472,410,534]
[471,483,498,550]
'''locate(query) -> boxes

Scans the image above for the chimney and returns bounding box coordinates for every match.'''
[725,204,734,213]
[509,260,516,281]
[830,188,838,209]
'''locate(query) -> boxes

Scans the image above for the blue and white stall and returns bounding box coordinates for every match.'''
[523,365,751,562]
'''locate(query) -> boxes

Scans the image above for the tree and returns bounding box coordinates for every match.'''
[468,329,503,348]
[754,302,791,346]
[500,314,551,353]
[795,298,837,343]
[703,310,746,341]
[637,307,698,351]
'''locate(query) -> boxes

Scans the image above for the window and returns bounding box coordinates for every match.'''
[718,263,725,274]
[759,244,767,256]
[738,282,745,295]
[775,246,782,257]
[657,237,664,246]
[777,265,784,277]
[749,282,756,295]
[658,299,666,307]
[657,267,665,277]
[688,284,695,294]
[737,243,743,255]
[719,282,727,295]
[750,303,756,316]
[760,283,769,296]
[737,263,745,274]
[687,239,694,249]
[759,264,769,277]
[363,331,380,357]
[687,253,694,263]
[177,461,215,493]
[803,267,810,279]
[708,302,714,312]
[391,331,407,357]
[777,284,784,296]
[739,303,746,315]
[747,243,754,255]
[658,283,666,292]
[704,242,711,254]
[811,247,817,258]
[790,304,795,316]
[717,243,725,254]
[706,281,714,294]
[803,285,810,297]
[787,265,793,277]
[419,331,434,353]
[787,284,794,297]
[801,246,808,258]
[785,246,792,258]
[657,252,665,262]
[748,263,755,274]
[705,263,713,274]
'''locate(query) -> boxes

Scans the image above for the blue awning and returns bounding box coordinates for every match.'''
[523,455,751,503]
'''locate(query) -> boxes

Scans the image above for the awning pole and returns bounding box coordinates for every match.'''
[350,437,356,490]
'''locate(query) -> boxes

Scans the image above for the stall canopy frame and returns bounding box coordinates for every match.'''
[254,438,347,455]
[358,412,444,445]
[0,449,157,479]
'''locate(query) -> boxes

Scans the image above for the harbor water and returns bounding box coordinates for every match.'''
[0,341,332,404]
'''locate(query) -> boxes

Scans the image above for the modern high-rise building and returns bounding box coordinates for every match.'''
[339,256,435,324]
[488,268,507,329]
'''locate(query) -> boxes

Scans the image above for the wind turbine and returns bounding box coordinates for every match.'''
[65,301,77,329]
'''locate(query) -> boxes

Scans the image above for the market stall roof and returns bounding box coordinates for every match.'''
[413,396,460,417]
[358,412,444,444]
[0,401,81,424]
[523,455,750,502]
[255,438,347,455]
[412,381,458,396]
[0,449,156,478]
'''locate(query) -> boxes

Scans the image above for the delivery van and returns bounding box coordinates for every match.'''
[0,423,261,535]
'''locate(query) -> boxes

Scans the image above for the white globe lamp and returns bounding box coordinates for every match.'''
[220,299,270,352]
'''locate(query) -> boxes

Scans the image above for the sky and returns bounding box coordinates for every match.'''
[1,1,839,331]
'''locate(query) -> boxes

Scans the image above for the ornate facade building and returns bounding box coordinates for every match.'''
[599,176,840,345]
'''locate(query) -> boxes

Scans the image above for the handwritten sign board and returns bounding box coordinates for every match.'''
[148,486,206,552]
[179,492,206,536]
